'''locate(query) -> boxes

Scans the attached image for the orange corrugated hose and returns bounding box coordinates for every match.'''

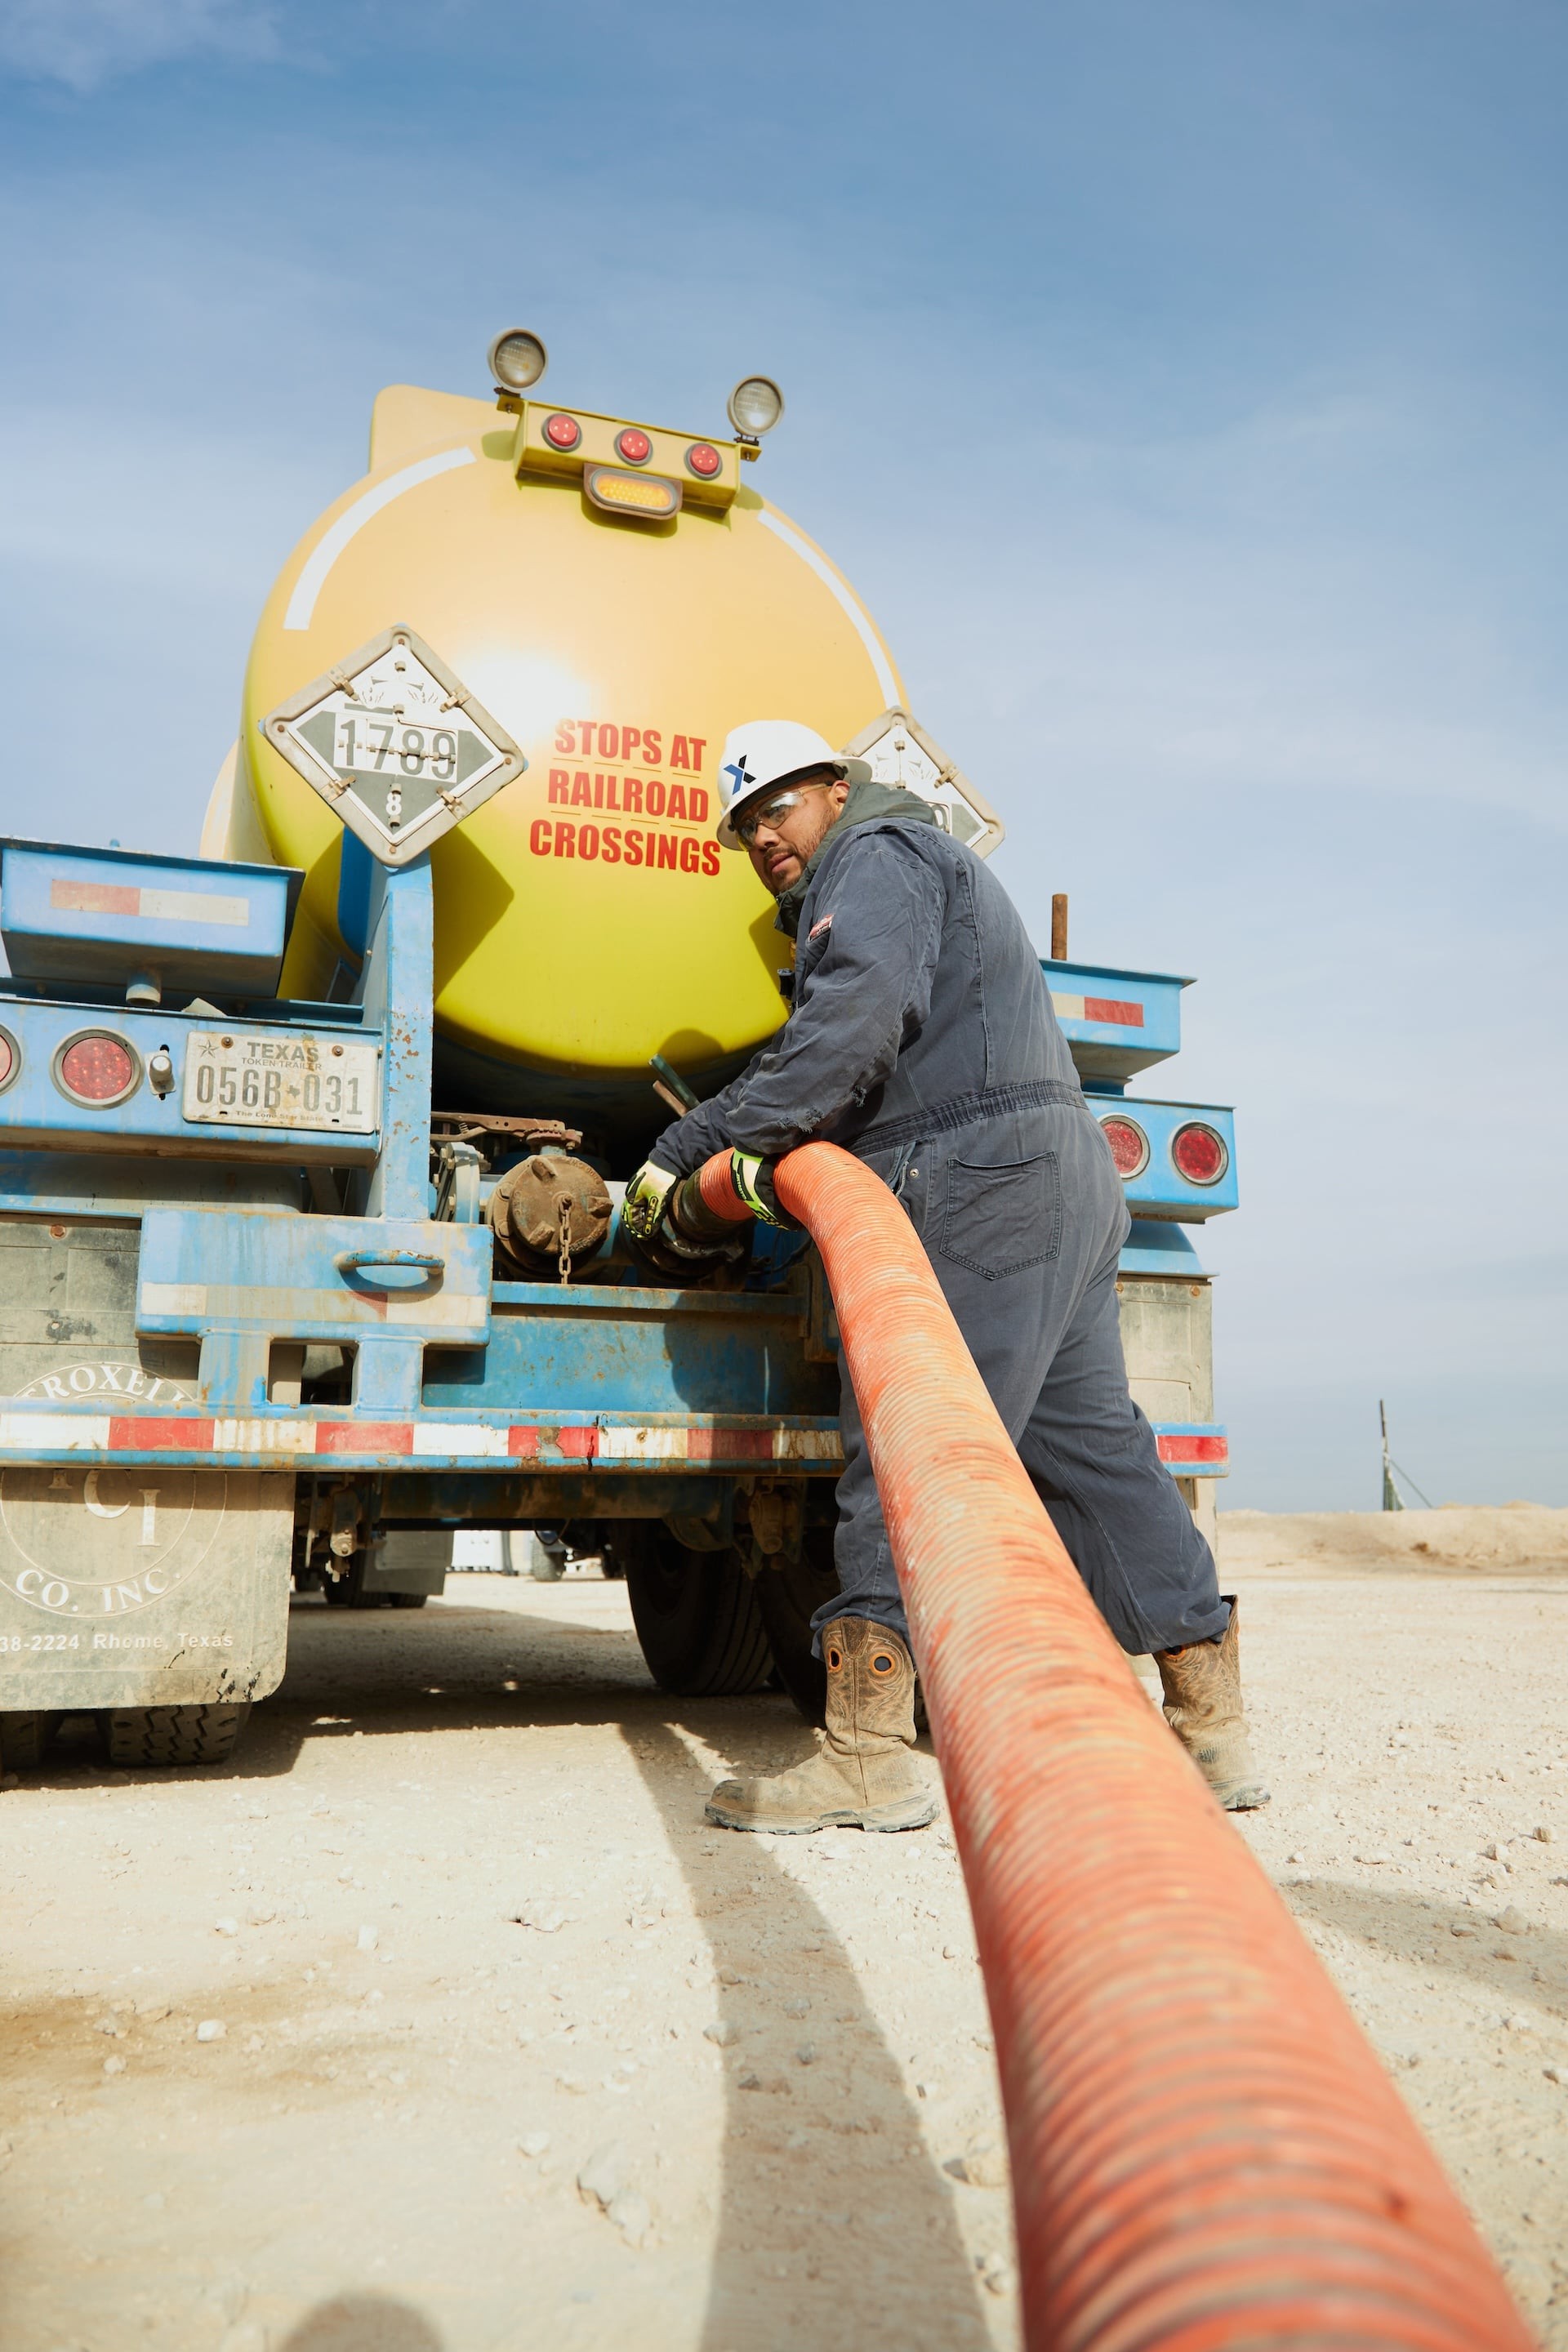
[699,1142,1533,2352]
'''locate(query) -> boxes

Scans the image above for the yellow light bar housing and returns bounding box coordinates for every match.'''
[512,402,739,512]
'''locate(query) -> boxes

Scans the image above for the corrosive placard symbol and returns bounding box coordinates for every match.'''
[261,624,528,866]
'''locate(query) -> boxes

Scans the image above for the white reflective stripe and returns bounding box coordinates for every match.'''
[1050,993,1086,1021]
[212,1419,318,1454]
[140,1282,208,1316]
[283,448,477,631]
[384,1294,488,1329]
[412,1423,510,1458]
[773,1427,843,1460]
[596,1427,688,1460]
[755,510,899,706]
[0,1413,113,1450]
[140,1286,485,1330]
[139,887,249,929]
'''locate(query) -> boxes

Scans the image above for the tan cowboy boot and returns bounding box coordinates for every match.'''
[1156,1594,1271,1811]
[706,1616,937,1834]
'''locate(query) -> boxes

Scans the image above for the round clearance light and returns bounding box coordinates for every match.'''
[488,327,549,393]
[726,375,785,437]
[685,441,722,479]
[0,1027,16,1093]
[56,1030,140,1107]
[615,426,653,466]
[1171,1120,1229,1186]
[542,412,581,452]
[1099,1114,1149,1180]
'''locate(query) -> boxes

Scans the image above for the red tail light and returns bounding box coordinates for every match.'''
[685,442,722,479]
[57,1032,138,1104]
[1099,1114,1149,1178]
[615,427,652,465]
[543,413,581,451]
[1171,1121,1228,1185]
[0,1030,14,1091]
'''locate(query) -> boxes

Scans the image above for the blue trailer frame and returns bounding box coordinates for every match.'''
[0,833,1236,1725]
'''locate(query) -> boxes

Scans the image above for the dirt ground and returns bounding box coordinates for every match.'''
[2,1524,1566,2352]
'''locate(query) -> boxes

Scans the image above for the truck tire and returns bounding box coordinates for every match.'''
[623,1526,773,1698]
[502,1531,568,1580]
[101,1703,252,1767]
[322,1558,381,1608]
[389,1591,429,1609]
[751,1534,842,1727]
[0,1710,61,1774]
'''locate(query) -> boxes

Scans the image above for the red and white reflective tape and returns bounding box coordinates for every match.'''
[1154,1428,1229,1474]
[1050,991,1144,1029]
[0,1410,844,1468]
[0,1406,1211,1477]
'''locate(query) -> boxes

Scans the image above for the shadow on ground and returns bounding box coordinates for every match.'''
[23,1586,997,2350]
[625,1721,994,2350]
[281,2296,444,2350]
[1285,1875,1568,2012]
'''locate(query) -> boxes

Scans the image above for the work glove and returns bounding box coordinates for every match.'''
[622,1160,679,1244]
[726,1152,798,1230]
[667,1152,795,1236]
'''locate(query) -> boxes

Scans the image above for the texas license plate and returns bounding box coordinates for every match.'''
[181,1031,381,1134]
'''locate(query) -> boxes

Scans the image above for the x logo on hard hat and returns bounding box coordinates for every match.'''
[724,758,754,794]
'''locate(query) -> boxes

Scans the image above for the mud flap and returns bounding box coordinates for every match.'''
[0,1465,293,1712]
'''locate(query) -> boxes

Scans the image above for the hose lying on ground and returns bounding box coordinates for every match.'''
[699,1140,1533,2352]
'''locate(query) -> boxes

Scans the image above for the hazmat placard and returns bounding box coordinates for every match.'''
[261,625,527,866]
[840,706,1004,858]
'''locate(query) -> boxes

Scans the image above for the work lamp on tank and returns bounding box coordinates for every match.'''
[727,375,785,438]
[488,328,549,395]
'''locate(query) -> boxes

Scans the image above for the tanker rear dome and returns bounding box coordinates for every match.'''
[216,367,911,1157]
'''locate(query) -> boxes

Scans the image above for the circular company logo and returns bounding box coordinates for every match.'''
[1,1364,229,1619]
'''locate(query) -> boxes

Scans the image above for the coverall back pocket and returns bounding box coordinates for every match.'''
[937,1149,1062,1281]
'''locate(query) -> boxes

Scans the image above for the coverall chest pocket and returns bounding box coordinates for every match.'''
[936,1147,1062,1281]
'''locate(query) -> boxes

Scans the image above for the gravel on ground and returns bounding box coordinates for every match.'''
[1,1536,1564,2350]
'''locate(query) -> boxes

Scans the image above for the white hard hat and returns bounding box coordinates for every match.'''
[715,718,871,849]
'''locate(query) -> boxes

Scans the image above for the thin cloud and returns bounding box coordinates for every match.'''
[0,0,278,92]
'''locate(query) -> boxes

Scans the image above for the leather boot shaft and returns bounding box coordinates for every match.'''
[705,1615,935,1836]
[822,1615,918,1762]
[1156,1596,1270,1811]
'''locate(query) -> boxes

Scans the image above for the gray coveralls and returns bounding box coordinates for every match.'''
[653,788,1227,1659]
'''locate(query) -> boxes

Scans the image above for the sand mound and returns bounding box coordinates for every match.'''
[1219,1503,1568,1577]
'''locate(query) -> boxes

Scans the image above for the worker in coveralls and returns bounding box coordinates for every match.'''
[625,721,1268,1833]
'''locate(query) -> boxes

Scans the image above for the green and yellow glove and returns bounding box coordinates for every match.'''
[622,1160,679,1243]
[728,1152,796,1229]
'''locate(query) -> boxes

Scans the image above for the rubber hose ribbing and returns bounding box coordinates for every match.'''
[697,1152,754,1223]
[734,1140,1533,2352]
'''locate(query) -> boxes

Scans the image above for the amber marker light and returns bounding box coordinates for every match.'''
[583,466,681,520]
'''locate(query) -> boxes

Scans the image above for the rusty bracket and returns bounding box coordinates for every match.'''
[430,1112,584,1169]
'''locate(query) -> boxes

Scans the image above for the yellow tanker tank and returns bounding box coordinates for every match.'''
[207,350,991,1152]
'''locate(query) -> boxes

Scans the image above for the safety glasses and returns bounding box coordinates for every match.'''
[733,781,831,847]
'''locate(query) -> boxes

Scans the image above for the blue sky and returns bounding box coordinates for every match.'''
[2,0,1564,1508]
